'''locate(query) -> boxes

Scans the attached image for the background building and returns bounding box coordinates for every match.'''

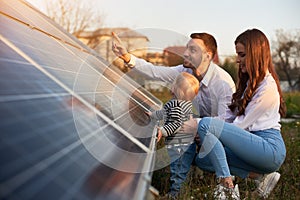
[77,27,149,70]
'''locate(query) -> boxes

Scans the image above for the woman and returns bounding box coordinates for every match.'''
[186,29,286,199]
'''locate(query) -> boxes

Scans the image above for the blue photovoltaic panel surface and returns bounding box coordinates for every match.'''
[0,0,162,199]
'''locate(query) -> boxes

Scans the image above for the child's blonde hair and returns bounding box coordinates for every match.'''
[171,72,200,101]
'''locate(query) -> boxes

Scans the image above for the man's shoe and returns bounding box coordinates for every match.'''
[254,172,280,199]
[214,184,240,200]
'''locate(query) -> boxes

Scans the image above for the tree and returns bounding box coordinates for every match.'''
[272,29,300,91]
[45,0,104,37]
[220,56,238,83]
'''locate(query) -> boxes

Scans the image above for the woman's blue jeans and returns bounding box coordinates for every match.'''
[195,117,286,179]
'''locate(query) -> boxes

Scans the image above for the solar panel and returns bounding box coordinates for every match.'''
[0,0,162,199]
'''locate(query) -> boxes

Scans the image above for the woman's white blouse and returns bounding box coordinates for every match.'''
[225,73,281,131]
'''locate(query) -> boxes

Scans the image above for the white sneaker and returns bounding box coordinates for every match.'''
[255,172,280,199]
[214,184,240,200]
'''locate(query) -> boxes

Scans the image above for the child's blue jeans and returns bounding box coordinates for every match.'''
[167,142,196,193]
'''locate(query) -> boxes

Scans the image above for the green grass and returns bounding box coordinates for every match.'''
[150,91,300,199]
[150,87,173,104]
[284,92,300,117]
[151,121,300,199]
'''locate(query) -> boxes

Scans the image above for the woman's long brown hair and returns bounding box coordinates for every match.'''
[229,29,286,117]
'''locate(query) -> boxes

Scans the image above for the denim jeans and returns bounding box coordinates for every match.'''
[167,142,196,193]
[195,117,286,179]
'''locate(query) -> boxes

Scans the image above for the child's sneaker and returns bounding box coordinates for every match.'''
[254,172,280,199]
[166,190,179,200]
[214,184,240,200]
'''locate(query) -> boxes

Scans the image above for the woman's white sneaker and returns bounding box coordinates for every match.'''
[254,172,280,199]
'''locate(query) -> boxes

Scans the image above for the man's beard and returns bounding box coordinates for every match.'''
[183,60,202,81]
[183,59,195,69]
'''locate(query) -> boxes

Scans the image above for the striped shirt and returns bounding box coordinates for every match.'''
[151,99,194,143]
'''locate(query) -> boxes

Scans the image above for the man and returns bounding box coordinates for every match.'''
[112,31,236,198]
[112,32,235,118]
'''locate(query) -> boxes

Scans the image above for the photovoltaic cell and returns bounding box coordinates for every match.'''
[0,0,162,199]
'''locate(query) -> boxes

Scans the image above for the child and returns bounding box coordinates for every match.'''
[146,72,200,199]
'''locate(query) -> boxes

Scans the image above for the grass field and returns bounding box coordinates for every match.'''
[284,92,300,117]
[150,92,300,199]
[151,121,300,200]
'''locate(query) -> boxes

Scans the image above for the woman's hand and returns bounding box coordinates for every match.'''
[111,32,131,63]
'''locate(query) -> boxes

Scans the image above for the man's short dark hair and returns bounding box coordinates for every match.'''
[190,33,217,58]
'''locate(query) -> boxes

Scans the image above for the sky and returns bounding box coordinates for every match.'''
[26,0,300,58]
